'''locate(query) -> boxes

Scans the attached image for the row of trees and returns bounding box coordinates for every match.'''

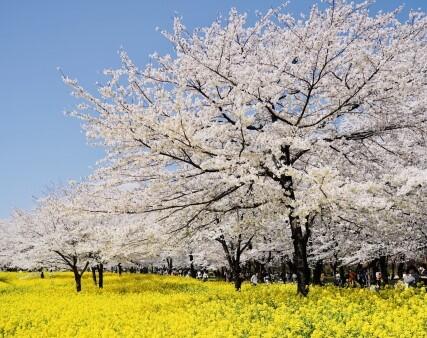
[1,1,426,295]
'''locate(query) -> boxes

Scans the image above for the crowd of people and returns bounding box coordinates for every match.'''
[189,265,427,290]
[34,260,422,291]
[330,266,426,289]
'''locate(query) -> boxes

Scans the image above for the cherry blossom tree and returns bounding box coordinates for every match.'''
[0,219,16,270]
[8,184,141,291]
[64,0,427,295]
[308,167,427,283]
[186,211,261,290]
[12,195,93,291]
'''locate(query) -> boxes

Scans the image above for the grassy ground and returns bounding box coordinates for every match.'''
[0,272,426,337]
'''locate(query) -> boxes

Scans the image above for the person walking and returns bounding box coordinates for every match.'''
[250,273,258,286]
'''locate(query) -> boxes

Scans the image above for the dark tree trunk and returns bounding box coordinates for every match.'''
[242,262,249,276]
[254,261,263,275]
[72,267,82,292]
[339,266,345,286]
[231,265,242,290]
[391,260,396,281]
[306,268,312,285]
[313,260,323,285]
[332,261,338,277]
[397,262,405,279]
[91,267,97,285]
[98,263,104,288]
[118,263,122,276]
[166,257,173,274]
[75,276,82,292]
[53,251,89,292]
[277,148,312,296]
[280,260,287,283]
[287,260,296,274]
[290,220,310,296]
[234,273,243,291]
[246,260,252,276]
[189,255,196,278]
[230,259,243,291]
[379,255,389,284]
[40,271,45,279]
[216,234,254,292]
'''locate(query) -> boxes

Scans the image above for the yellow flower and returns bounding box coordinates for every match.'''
[0,272,426,337]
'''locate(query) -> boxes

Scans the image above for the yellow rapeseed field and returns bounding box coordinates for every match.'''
[0,272,426,337]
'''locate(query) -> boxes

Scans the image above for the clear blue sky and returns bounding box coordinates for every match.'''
[0,0,425,218]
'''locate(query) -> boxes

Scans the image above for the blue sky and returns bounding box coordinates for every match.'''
[0,0,425,218]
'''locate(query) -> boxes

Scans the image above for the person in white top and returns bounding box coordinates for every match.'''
[202,271,209,282]
[403,272,415,287]
[250,274,258,286]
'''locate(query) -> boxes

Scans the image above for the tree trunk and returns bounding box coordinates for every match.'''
[370,258,378,282]
[98,263,104,288]
[305,266,312,285]
[290,221,309,296]
[280,260,287,283]
[397,262,405,279]
[379,255,389,284]
[73,267,82,292]
[287,260,296,274]
[166,257,173,274]
[313,260,323,285]
[391,260,396,281]
[91,267,97,285]
[189,255,196,278]
[232,258,243,291]
[118,263,122,276]
[52,252,89,292]
[254,261,263,275]
[234,273,243,291]
[279,154,311,296]
[339,266,345,286]
[216,234,254,292]
[332,261,338,277]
